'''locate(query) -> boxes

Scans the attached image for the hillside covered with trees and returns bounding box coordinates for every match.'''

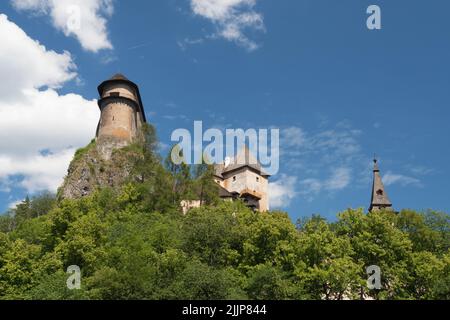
[0,126,449,300]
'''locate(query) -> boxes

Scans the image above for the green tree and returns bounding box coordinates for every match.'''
[181,203,248,267]
[397,210,449,254]
[407,251,445,299]
[165,145,193,205]
[242,211,299,272]
[246,263,299,300]
[335,209,413,300]
[192,157,219,206]
[297,215,362,300]
[168,260,243,300]
[0,239,41,299]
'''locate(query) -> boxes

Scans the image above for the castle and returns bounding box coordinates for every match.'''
[214,146,270,212]
[94,74,271,212]
[82,74,394,213]
[95,74,147,158]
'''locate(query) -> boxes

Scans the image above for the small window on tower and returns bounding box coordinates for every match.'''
[233,176,236,182]
[110,92,120,97]
[376,189,383,196]
[256,177,260,182]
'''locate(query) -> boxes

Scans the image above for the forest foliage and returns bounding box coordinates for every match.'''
[0,126,448,300]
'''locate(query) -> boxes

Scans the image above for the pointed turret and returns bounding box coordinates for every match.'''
[369,158,393,212]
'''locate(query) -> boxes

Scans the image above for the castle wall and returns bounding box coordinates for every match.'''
[222,168,269,211]
[222,168,249,194]
[258,176,269,212]
[97,99,136,142]
[101,83,137,101]
[180,200,202,215]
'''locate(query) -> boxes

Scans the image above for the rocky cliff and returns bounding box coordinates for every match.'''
[58,138,145,200]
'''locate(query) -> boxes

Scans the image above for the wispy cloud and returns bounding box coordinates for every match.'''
[325,167,352,190]
[298,167,352,202]
[383,172,423,188]
[162,114,189,121]
[278,122,364,202]
[189,0,265,51]
[269,174,298,208]
[127,42,150,51]
[100,52,118,65]
[405,165,435,176]
[177,37,205,51]
[281,126,307,149]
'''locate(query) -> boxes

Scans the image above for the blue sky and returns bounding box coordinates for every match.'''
[0,0,449,222]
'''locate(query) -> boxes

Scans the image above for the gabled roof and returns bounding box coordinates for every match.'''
[214,163,224,179]
[219,185,236,198]
[219,145,270,177]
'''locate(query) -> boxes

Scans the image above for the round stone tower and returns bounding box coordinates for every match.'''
[96,74,147,146]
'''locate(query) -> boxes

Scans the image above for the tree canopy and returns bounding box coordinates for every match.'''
[0,131,448,300]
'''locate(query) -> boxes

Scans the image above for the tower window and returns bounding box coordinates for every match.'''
[110,92,120,97]
[376,189,383,196]
[256,177,260,182]
[233,176,236,182]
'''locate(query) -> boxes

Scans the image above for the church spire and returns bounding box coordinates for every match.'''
[369,158,393,212]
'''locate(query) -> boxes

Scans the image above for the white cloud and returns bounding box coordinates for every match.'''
[383,172,423,188]
[177,37,205,51]
[0,148,77,193]
[190,0,264,51]
[11,0,114,52]
[0,14,76,100]
[8,199,23,210]
[298,167,352,202]
[0,88,99,157]
[269,174,298,208]
[281,126,307,149]
[279,123,363,201]
[0,15,99,195]
[298,179,322,199]
[406,165,435,176]
[280,125,363,166]
[325,167,351,191]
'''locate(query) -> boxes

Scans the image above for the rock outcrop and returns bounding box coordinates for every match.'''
[58,139,144,200]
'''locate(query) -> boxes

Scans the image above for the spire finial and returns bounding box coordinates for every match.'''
[369,154,393,212]
[373,154,379,171]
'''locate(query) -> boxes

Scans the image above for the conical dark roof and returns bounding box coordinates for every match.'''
[110,73,129,81]
[369,159,393,212]
[97,74,147,123]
